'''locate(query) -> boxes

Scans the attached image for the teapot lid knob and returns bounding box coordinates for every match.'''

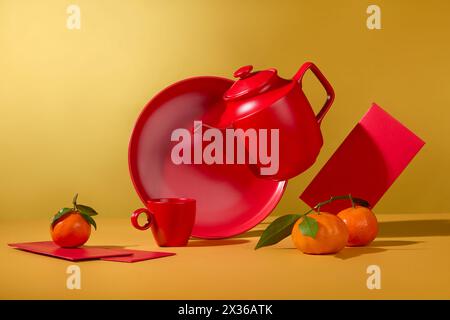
[233,65,253,79]
[224,65,277,101]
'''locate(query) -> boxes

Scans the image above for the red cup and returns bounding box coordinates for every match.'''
[131,198,196,247]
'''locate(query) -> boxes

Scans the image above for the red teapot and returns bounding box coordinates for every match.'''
[213,62,335,181]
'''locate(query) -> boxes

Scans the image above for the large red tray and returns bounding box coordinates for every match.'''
[128,76,286,239]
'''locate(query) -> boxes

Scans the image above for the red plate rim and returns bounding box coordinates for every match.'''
[128,76,287,238]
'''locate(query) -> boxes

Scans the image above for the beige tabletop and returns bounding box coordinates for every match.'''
[1,213,449,299]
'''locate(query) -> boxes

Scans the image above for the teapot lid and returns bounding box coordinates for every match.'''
[223,65,277,101]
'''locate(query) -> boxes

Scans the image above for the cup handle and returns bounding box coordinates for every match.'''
[293,62,335,125]
[131,208,153,231]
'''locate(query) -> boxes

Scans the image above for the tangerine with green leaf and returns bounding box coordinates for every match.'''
[291,212,348,255]
[50,194,98,248]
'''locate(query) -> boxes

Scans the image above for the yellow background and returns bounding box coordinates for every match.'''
[1,0,449,219]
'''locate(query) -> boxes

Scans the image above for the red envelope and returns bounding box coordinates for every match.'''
[8,241,132,261]
[100,249,175,263]
[300,103,425,214]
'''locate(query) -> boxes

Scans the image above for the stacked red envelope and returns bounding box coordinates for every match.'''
[8,241,175,263]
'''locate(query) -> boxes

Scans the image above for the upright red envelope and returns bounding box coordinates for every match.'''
[300,103,425,214]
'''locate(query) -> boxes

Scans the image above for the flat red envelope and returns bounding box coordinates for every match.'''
[100,249,175,263]
[8,241,132,261]
[300,103,425,214]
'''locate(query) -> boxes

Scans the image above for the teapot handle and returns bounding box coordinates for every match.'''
[293,62,335,125]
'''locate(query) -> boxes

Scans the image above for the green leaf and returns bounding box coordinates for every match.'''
[299,215,319,238]
[51,207,73,226]
[255,214,301,250]
[80,213,97,230]
[77,204,98,216]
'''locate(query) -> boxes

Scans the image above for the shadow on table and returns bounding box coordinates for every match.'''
[233,229,265,238]
[232,219,450,239]
[378,220,450,237]
[370,240,420,247]
[335,247,387,260]
[335,239,421,260]
[188,239,249,247]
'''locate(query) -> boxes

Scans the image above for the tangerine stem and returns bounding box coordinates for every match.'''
[72,193,78,210]
[349,194,355,208]
[302,194,360,217]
